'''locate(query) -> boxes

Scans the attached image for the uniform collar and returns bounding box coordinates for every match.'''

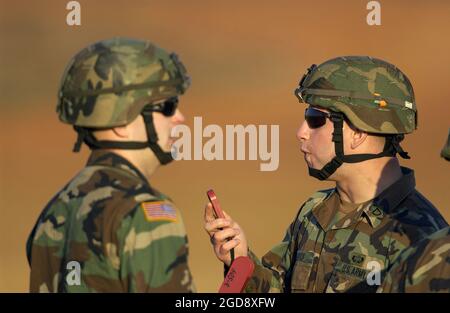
[363,166,416,227]
[312,167,416,230]
[86,150,150,186]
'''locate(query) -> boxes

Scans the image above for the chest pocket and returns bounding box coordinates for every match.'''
[291,250,316,291]
[325,254,384,293]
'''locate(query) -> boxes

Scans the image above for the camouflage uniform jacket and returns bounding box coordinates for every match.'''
[244,167,448,293]
[27,151,195,292]
[379,227,450,293]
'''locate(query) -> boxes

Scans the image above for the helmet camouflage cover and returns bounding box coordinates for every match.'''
[295,56,417,134]
[57,37,191,128]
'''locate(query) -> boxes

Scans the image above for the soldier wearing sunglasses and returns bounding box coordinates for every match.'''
[205,56,448,292]
[27,38,195,292]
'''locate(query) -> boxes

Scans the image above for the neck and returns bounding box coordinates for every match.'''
[105,149,160,183]
[335,157,402,204]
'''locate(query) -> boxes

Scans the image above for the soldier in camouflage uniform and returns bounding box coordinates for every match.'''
[378,227,450,293]
[378,139,450,293]
[27,38,196,292]
[204,56,448,292]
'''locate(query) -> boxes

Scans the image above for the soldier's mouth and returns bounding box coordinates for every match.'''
[168,136,179,148]
[303,152,313,167]
[304,154,309,164]
[301,146,310,154]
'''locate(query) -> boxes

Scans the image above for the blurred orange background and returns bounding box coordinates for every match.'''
[0,0,449,292]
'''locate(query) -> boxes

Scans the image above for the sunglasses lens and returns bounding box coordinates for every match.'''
[305,108,327,129]
[162,99,177,116]
[144,97,179,116]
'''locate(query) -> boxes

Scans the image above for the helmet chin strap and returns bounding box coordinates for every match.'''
[72,111,173,166]
[141,110,173,165]
[308,112,411,181]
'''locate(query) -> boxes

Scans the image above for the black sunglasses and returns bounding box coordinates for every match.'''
[143,97,179,117]
[304,107,331,129]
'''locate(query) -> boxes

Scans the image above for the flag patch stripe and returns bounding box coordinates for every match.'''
[141,201,177,222]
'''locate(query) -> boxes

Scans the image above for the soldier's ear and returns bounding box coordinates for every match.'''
[343,120,368,151]
[350,128,368,150]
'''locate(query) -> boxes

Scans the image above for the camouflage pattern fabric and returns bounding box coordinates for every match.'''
[243,167,448,293]
[57,37,190,128]
[27,150,195,292]
[379,227,450,293]
[295,56,417,134]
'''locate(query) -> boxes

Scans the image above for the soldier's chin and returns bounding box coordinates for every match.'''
[167,139,175,150]
[162,141,174,153]
[171,145,178,160]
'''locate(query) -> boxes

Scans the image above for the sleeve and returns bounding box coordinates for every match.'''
[379,231,450,293]
[116,201,196,292]
[243,219,298,293]
[29,199,68,293]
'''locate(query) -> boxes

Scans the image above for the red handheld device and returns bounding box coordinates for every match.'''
[218,256,255,293]
[207,189,225,219]
[206,189,255,293]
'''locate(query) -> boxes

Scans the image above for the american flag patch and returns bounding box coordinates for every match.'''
[141,201,177,223]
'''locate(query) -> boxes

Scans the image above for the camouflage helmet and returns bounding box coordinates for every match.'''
[295,56,417,134]
[57,37,190,128]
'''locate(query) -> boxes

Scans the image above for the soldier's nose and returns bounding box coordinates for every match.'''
[173,109,185,124]
[297,120,309,141]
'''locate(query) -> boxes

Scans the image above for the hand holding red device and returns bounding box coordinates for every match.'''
[206,189,255,293]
